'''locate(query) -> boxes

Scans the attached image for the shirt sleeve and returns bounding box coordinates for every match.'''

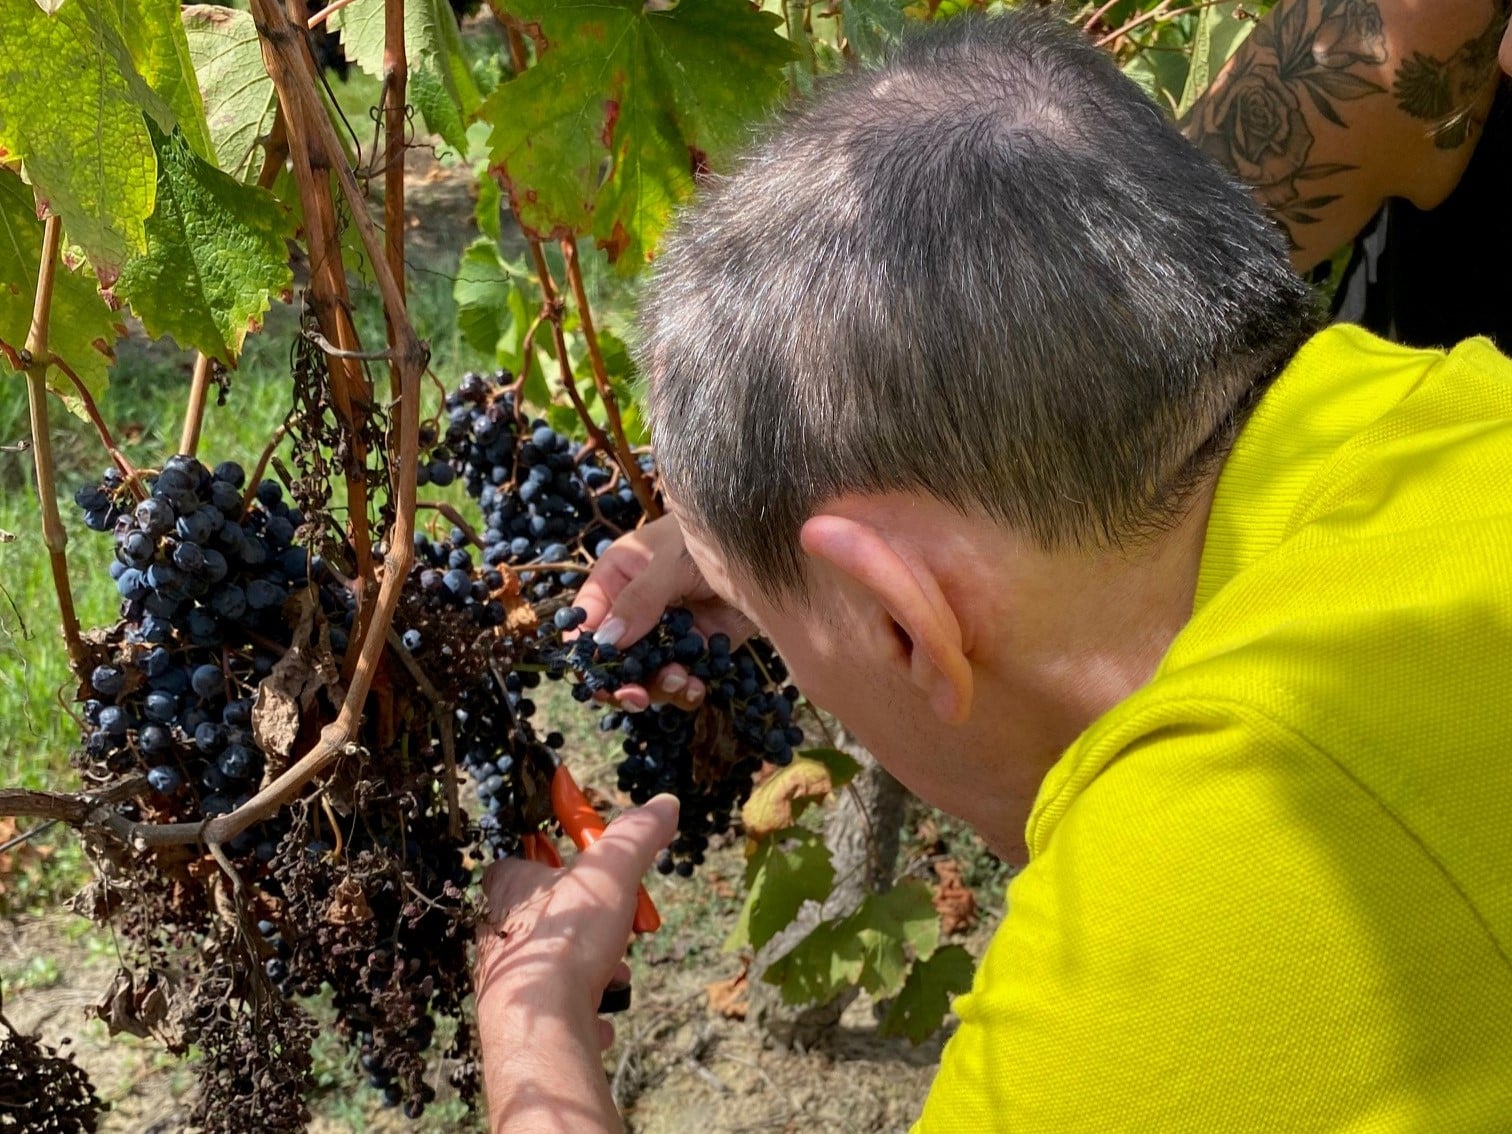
[914,702,1512,1134]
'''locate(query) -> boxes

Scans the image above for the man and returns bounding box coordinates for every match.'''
[474,11,1512,1132]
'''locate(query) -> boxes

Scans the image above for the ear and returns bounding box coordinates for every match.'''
[799,513,973,725]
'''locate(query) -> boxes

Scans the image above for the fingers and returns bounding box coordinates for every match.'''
[609,667,705,714]
[597,1017,616,1051]
[592,560,696,649]
[572,540,651,637]
[572,794,680,901]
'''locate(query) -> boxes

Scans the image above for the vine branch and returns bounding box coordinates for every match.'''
[22,215,85,673]
[560,237,659,519]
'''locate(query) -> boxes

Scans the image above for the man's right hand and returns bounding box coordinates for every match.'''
[573,514,755,712]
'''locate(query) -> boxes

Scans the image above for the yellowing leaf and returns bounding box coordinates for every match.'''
[184,5,279,180]
[483,0,795,272]
[742,756,839,840]
[878,944,974,1045]
[115,124,293,362]
[119,0,215,162]
[0,0,158,275]
[0,169,123,409]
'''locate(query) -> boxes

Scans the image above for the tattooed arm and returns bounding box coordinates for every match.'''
[1181,0,1510,272]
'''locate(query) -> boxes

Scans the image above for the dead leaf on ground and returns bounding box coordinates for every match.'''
[931,858,977,936]
[705,969,749,1020]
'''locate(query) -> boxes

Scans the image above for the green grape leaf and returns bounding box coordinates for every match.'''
[0,170,124,410]
[331,0,481,154]
[184,5,279,180]
[115,124,293,362]
[764,916,865,1007]
[0,0,158,277]
[1120,20,1192,114]
[474,165,502,242]
[726,827,834,954]
[877,944,975,1045]
[454,237,538,374]
[1176,2,1257,117]
[843,0,913,63]
[762,879,941,1007]
[851,880,939,996]
[121,0,215,162]
[483,0,795,273]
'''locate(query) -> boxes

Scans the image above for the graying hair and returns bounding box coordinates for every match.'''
[640,10,1321,596]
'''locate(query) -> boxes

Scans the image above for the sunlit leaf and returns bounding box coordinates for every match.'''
[482,0,795,273]
[0,0,159,276]
[115,124,293,362]
[0,168,123,409]
[184,5,278,180]
[726,827,834,953]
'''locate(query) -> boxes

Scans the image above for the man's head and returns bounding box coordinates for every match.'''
[638,12,1320,848]
[642,11,1319,594]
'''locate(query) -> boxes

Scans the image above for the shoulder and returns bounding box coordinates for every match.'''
[918,706,1512,1132]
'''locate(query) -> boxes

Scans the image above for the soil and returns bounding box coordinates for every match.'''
[2,829,997,1134]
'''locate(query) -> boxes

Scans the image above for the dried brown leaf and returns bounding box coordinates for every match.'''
[705,970,749,1020]
[252,590,334,761]
[326,875,373,925]
[931,858,977,936]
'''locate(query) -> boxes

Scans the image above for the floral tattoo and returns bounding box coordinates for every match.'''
[1182,0,1388,244]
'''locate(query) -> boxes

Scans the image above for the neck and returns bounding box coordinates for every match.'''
[936,475,1221,859]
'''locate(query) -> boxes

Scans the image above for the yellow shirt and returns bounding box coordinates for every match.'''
[916,326,1512,1132]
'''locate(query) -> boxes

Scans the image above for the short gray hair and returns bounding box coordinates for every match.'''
[640,10,1320,596]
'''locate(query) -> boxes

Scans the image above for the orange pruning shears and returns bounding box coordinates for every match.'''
[520,760,661,1013]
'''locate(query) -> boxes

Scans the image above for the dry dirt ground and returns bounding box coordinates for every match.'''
[3,829,998,1134]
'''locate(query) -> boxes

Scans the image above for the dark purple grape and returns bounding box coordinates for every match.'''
[134,497,175,537]
[146,765,182,794]
[91,665,124,697]
[191,664,223,699]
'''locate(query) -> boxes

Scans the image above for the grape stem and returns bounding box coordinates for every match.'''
[416,500,483,548]
[383,626,462,840]
[495,22,660,520]
[21,215,86,674]
[559,237,660,519]
[179,354,216,458]
[256,0,378,604]
[46,353,147,500]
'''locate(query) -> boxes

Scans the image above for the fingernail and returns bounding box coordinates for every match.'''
[686,682,704,704]
[593,616,626,647]
[660,672,686,694]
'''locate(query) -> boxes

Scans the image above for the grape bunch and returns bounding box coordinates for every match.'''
[71,456,323,840]
[545,606,805,874]
[433,369,645,601]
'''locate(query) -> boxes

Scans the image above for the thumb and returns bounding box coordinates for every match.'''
[594,565,690,649]
[577,794,680,895]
